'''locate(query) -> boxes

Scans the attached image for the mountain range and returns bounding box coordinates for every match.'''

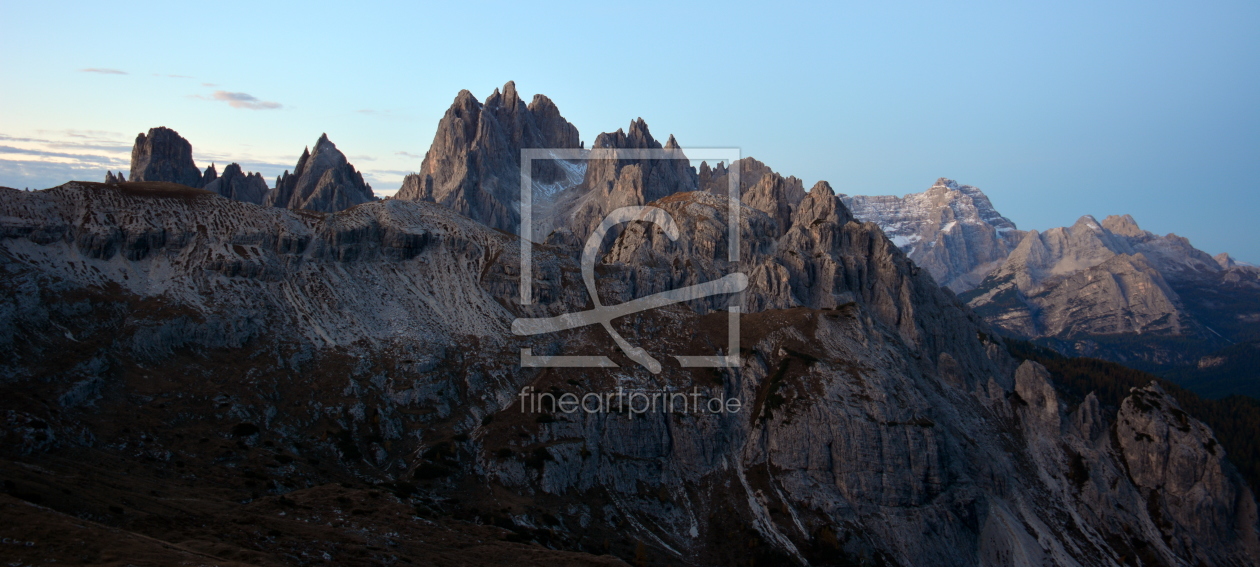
[1,82,1257,566]
[845,180,1260,399]
[107,126,376,213]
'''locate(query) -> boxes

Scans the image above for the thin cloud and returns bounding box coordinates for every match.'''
[208,91,282,110]
[4,132,131,153]
[155,73,193,79]
[367,169,416,177]
[396,151,422,159]
[202,83,217,87]
[0,145,120,164]
[80,68,127,75]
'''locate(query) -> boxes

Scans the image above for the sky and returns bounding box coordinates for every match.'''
[2,1,1258,261]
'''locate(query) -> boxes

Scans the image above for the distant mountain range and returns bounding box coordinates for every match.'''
[106,126,375,213]
[845,181,1260,399]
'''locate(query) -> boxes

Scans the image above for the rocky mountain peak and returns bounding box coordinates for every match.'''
[201,163,218,187]
[698,160,728,189]
[790,180,848,228]
[963,207,1235,344]
[263,134,374,212]
[591,118,662,150]
[129,126,206,188]
[314,133,335,152]
[546,118,698,241]
[394,82,582,234]
[1101,213,1145,237]
[204,162,269,205]
[1070,214,1105,233]
[695,157,808,236]
[841,178,1024,291]
[103,171,126,184]
[627,117,652,146]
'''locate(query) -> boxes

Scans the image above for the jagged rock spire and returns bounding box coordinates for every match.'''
[394,81,581,233]
[263,135,375,212]
[205,163,268,205]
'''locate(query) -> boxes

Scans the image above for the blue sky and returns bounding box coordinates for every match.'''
[2,0,1258,260]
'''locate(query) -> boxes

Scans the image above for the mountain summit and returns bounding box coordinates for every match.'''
[395,81,581,233]
[264,134,376,213]
[840,178,1023,291]
[128,126,215,188]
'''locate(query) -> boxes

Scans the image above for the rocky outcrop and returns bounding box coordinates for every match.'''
[1114,383,1260,565]
[699,157,806,237]
[103,171,125,184]
[204,162,269,205]
[264,134,376,213]
[395,82,582,234]
[547,119,696,242]
[841,178,1023,291]
[128,127,206,188]
[200,163,218,188]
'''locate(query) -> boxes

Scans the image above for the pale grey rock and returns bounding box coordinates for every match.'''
[841,178,1023,292]
[1114,383,1260,565]
[264,134,376,213]
[1100,214,1222,282]
[963,215,1212,340]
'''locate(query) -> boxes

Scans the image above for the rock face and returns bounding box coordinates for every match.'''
[200,162,218,188]
[961,215,1218,340]
[1,180,1256,565]
[123,126,273,206]
[546,119,697,242]
[956,213,1260,375]
[128,127,207,188]
[1113,383,1260,566]
[264,134,376,213]
[840,178,1023,292]
[395,81,582,234]
[204,162,269,205]
[699,157,806,237]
